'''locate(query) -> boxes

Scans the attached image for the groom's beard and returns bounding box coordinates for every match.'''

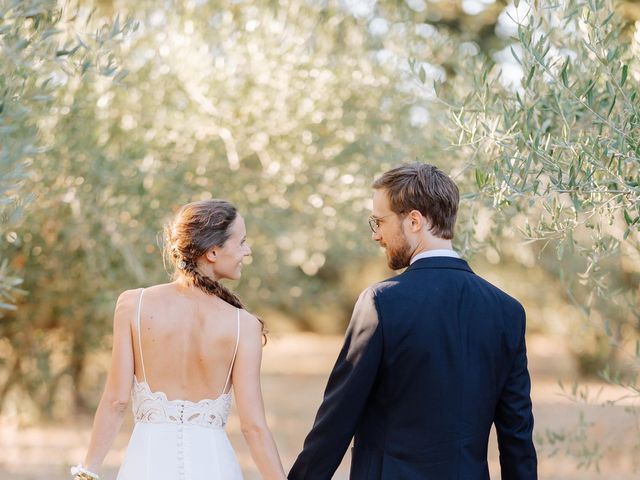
[385,235,412,270]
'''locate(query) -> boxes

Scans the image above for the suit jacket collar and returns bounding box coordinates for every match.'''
[404,256,474,274]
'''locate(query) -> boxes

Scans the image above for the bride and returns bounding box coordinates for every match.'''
[71,199,286,480]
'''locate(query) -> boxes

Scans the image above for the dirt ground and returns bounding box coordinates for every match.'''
[2,333,638,479]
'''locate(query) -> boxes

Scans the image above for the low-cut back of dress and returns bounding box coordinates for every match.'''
[116,288,243,480]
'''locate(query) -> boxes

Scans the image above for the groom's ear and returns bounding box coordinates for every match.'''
[407,210,424,233]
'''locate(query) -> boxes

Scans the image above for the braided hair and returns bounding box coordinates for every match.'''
[164,199,265,338]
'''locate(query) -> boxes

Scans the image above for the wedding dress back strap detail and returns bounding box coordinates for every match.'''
[222,305,240,394]
[131,287,240,429]
[135,288,148,383]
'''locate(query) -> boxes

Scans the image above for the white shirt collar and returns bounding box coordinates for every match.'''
[410,249,461,265]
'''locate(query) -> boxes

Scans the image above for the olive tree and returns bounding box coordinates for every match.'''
[0,0,132,414]
[429,0,639,468]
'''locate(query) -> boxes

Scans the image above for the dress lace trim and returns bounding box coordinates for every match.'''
[132,378,232,429]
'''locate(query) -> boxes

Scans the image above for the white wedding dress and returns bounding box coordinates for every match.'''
[116,289,243,480]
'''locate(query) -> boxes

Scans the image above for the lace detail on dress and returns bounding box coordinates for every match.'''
[132,378,232,429]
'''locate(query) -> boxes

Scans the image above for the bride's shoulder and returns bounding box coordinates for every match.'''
[111,287,144,316]
[114,288,136,302]
[105,288,144,329]
[117,283,172,303]
[238,308,259,325]
[237,309,263,335]
[115,287,144,303]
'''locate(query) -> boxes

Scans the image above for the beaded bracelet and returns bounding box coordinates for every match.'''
[70,464,100,480]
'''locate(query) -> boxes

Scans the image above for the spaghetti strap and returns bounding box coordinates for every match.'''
[135,288,147,384]
[222,308,240,394]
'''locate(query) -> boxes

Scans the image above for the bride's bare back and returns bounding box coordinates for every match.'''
[132,282,240,402]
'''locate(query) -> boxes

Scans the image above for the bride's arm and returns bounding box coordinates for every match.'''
[82,290,136,473]
[233,312,286,480]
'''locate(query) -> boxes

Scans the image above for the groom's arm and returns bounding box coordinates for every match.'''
[494,305,537,480]
[288,287,383,480]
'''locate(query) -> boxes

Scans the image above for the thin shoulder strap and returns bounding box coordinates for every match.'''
[222,308,241,394]
[136,288,147,383]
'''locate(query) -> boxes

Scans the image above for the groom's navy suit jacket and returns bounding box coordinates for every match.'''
[288,256,537,480]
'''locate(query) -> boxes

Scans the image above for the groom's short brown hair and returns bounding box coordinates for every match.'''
[372,162,459,239]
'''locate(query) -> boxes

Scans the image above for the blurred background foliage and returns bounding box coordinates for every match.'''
[1,0,638,461]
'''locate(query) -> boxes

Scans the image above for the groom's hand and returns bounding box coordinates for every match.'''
[288,287,383,480]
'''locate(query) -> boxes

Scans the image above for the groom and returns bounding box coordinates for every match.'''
[288,163,537,479]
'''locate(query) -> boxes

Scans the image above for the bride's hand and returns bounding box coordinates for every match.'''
[70,464,100,480]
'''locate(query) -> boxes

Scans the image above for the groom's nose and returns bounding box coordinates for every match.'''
[372,231,381,242]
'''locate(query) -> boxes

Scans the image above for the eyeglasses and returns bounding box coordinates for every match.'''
[368,214,395,233]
